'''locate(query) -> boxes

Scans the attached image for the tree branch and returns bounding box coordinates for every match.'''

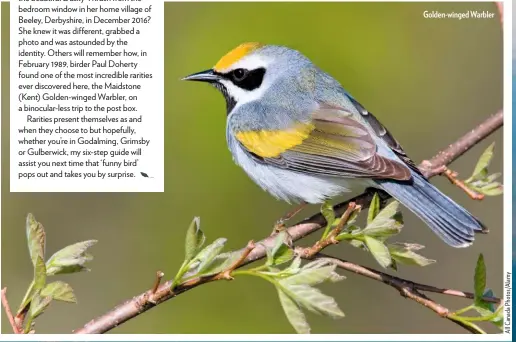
[315,253,500,304]
[313,253,500,334]
[72,110,503,334]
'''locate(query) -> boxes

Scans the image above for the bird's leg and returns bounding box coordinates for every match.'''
[271,202,307,235]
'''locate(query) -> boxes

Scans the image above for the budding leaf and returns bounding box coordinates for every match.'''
[184,217,205,262]
[277,288,310,334]
[474,254,486,305]
[367,193,381,225]
[388,243,435,267]
[26,214,46,267]
[30,292,52,319]
[284,264,344,286]
[17,282,36,315]
[46,240,97,276]
[361,201,403,240]
[321,202,336,231]
[490,304,504,329]
[34,256,47,291]
[194,250,245,276]
[266,231,294,266]
[283,255,302,274]
[471,142,495,180]
[281,283,344,318]
[192,238,227,275]
[41,281,76,303]
[479,184,503,196]
[365,236,391,268]
[298,257,346,283]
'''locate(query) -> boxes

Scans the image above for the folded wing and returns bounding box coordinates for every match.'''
[236,107,413,181]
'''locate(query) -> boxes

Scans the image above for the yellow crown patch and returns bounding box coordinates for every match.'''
[214,42,263,72]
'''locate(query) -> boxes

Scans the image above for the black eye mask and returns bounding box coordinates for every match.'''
[215,68,266,91]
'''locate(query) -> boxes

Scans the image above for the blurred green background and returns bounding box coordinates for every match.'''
[2,1,503,334]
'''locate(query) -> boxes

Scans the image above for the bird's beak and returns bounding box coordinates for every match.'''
[181,69,220,83]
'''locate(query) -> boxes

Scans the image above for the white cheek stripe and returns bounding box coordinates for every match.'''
[219,79,269,107]
[218,53,273,111]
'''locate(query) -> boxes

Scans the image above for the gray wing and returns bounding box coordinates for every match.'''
[239,106,413,181]
[347,97,422,175]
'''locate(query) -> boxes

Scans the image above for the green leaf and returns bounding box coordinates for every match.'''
[472,288,503,329]
[284,264,344,286]
[29,292,52,319]
[283,255,302,274]
[486,172,501,183]
[17,281,35,315]
[364,236,391,268]
[362,201,403,240]
[471,142,495,180]
[41,281,76,303]
[349,239,366,250]
[388,243,436,267]
[320,201,336,238]
[192,238,227,275]
[478,185,503,196]
[266,232,294,266]
[367,193,381,225]
[277,288,310,334]
[472,305,495,317]
[46,240,97,276]
[321,201,335,229]
[490,304,504,329]
[194,250,244,276]
[34,256,47,290]
[280,283,344,318]
[26,214,46,267]
[474,254,486,304]
[184,217,205,262]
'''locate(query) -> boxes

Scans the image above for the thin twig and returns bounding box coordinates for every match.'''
[315,253,500,304]
[1,288,21,334]
[73,110,503,334]
[214,240,255,280]
[420,111,503,178]
[314,254,499,334]
[295,202,358,259]
[443,168,485,200]
[151,271,164,294]
[74,240,255,333]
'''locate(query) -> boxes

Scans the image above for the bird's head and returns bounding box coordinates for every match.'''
[182,43,312,113]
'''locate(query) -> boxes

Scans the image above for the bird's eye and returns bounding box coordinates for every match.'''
[232,68,248,82]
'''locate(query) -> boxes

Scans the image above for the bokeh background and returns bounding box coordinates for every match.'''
[2,1,504,334]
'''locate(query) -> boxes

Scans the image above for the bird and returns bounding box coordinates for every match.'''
[182,43,486,248]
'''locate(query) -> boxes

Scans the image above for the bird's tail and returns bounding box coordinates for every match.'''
[376,172,487,248]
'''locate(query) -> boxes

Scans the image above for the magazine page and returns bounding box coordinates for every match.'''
[0,0,511,339]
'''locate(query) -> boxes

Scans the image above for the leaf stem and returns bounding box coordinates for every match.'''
[448,314,486,334]
[453,304,474,316]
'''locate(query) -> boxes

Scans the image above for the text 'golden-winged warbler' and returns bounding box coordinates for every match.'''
[182,43,486,248]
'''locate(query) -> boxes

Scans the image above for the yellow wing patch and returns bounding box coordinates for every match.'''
[214,42,263,72]
[236,123,315,158]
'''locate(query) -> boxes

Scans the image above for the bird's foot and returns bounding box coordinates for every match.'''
[271,202,307,237]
